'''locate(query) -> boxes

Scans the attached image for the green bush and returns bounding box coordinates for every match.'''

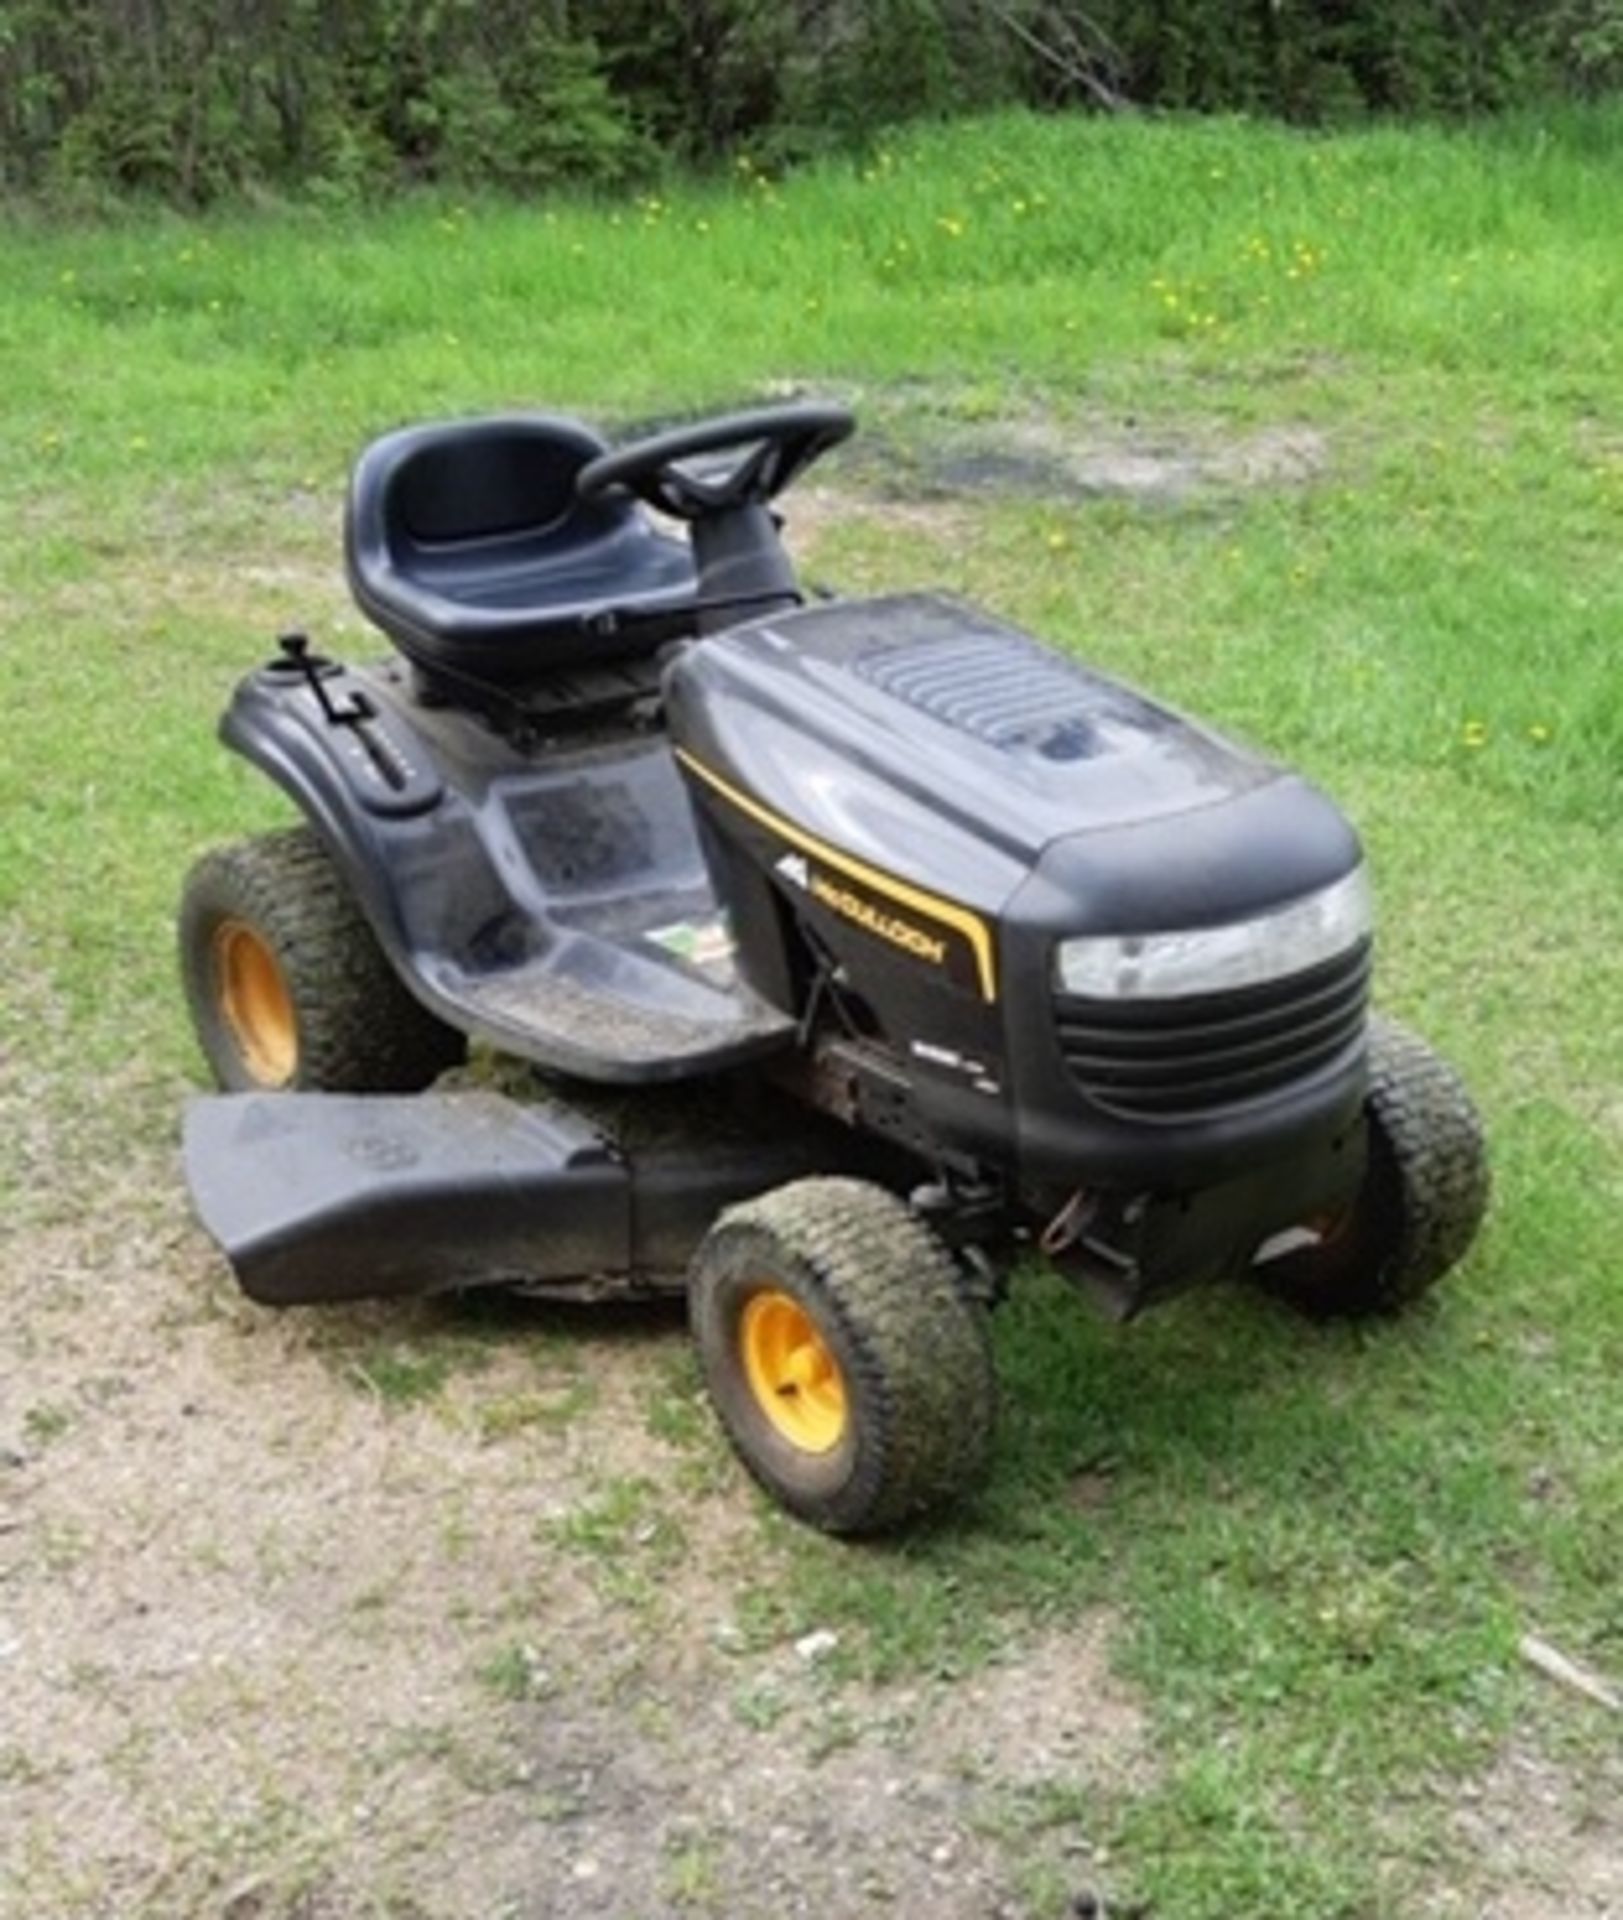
[1548,0,1623,92]
[1,0,1616,206]
[0,0,648,203]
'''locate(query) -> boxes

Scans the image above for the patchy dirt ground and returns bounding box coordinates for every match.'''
[761,378,1334,514]
[0,1054,1150,1920]
[1445,1745,1623,1920]
[5,1016,1619,1920]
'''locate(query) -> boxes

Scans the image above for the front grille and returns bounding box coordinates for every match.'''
[1055,940,1371,1121]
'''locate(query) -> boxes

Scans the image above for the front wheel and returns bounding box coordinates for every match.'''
[688,1177,996,1534]
[1258,1015,1489,1317]
[179,826,464,1093]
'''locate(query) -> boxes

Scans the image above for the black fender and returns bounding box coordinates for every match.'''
[219,656,445,958]
[214,656,797,1082]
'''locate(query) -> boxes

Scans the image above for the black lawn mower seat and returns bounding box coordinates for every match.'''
[345,415,700,684]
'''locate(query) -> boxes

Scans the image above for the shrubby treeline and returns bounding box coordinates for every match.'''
[1,0,1618,203]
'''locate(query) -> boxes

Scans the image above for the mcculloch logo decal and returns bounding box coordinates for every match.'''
[809,872,950,969]
[799,862,984,991]
[674,749,998,1001]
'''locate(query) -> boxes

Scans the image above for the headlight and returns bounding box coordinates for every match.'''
[1054,865,1372,1000]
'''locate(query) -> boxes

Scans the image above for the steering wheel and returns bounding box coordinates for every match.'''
[576,403,855,522]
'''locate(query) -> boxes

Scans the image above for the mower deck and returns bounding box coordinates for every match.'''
[185,1084,856,1305]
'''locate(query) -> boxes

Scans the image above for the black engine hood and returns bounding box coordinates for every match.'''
[667,592,1360,937]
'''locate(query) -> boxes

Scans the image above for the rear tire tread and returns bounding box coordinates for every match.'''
[1361,1014,1490,1307]
[180,826,463,1092]
[1264,1014,1489,1317]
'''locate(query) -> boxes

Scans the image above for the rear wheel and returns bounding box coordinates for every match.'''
[1259,1015,1489,1317]
[179,826,463,1093]
[689,1177,996,1534]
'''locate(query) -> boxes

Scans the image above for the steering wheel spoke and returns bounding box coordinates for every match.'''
[577,404,855,524]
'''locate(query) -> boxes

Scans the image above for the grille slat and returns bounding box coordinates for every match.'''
[1057,946,1371,1047]
[1059,954,1370,1063]
[1070,1001,1364,1089]
[1056,941,1370,1121]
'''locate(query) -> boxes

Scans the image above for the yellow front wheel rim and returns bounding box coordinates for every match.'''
[214,919,298,1086]
[740,1289,848,1454]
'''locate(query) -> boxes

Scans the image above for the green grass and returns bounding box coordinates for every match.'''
[2,104,1619,1917]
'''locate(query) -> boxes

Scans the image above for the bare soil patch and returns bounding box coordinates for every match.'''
[916,418,1329,507]
[1428,1742,1623,1920]
[758,379,1333,511]
[1,1028,1147,1918]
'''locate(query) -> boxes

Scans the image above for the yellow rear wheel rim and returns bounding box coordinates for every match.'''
[740,1289,848,1454]
[214,919,297,1086]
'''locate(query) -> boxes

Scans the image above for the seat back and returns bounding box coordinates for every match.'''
[350,414,617,578]
[345,413,699,682]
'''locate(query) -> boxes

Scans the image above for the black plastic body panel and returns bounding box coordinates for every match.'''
[219,584,1373,1244]
[1000,795,1368,1188]
[1053,1112,1368,1317]
[185,1089,863,1305]
[219,657,794,1083]
[186,1092,626,1303]
[666,591,1369,1192]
